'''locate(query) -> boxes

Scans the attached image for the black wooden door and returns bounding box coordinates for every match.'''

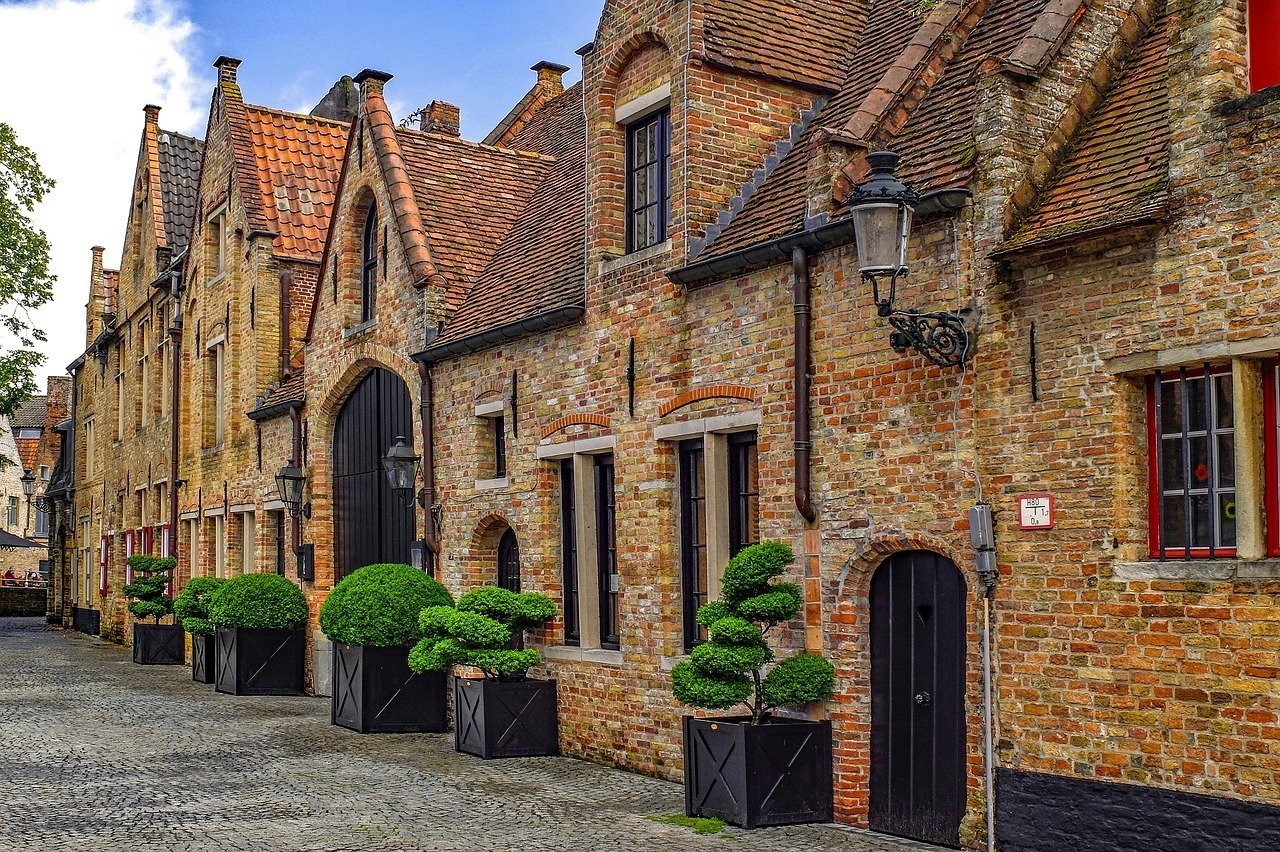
[497,528,520,591]
[869,550,967,847]
[332,368,414,581]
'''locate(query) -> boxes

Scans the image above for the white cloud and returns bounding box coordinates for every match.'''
[0,0,206,379]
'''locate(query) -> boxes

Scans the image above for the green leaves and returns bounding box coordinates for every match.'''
[762,653,836,709]
[720,541,794,606]
[207,573,308,630]
[173,576,225,635]
[123,555,175,623]
[671,661,752,710]
[0,123,55,413]
[408,586,557,680]
[319,563,453,647]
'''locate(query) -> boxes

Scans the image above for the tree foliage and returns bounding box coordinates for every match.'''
[208,573,308,630]
[0,123,55,418]
[173,576,226,635]
[671,542,836,723]
[123,556,175,624]
[408,586,557,681]
[319,563,453,647]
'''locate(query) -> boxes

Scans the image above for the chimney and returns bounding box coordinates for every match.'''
[310,76,358,122]
[532,61,569,96]
[143,104,161,128]
[86,247,105,346]
[353,68,393,99]
[420,101,460,137]
[214,56,241,85]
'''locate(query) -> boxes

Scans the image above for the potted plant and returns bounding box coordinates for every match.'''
[672,541,836,829]
[208,572,309,696]
[409,586,558,758]
[320,563,454,733]
[124,555,183,665]
[173,576,225,683]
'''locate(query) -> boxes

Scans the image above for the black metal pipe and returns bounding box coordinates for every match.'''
[289,405,303,555]
[793,245,816,525]
[417,361,441,567]
[168,269,183,557]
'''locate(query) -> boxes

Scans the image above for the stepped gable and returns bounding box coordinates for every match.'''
[394,125,551,311]
[156,129,203,251]
[999,12,1171,254]
[702,0,868,92]
[241,104,349,261]
[430,83,586,349]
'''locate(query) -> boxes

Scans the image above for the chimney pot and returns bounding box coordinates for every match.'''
[531,61,569,96]
[143,105,161,125]
[421,100,461,137]
[353,68,394,97]
[214,56,242,83]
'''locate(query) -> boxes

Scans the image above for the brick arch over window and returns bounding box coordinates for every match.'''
[540,413,611,440]
[343,186,378,326]
[834,528,970,599]
[658,384,756,417]
[465,513,520,589]
[597,30,672,111]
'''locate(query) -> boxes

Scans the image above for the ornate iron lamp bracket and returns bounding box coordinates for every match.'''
[867,271,972,369]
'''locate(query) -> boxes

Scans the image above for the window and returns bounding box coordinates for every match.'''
[115,371,124,440]
[139,320,150,428]
[239,512,256,574]
[84,418,96,479]
[34,505,48,538]
[208,209,226,278]
[6,497,17,529]
[160,307,171,418]
[272,510,287,575]
[679,440,708,651]
[360,208,377,323]
[187,519,200,577]
[213,514,227,578]
[498,527,521,592]
[625,108,670,253]
[594,453,619,650]
[205,341,225,447]
[17,428,41,440]
[560,459,579,645]
[728,433,760,555]
[1147,367,1235,558]
[1250,2,1280,93]
[493,415,507,478]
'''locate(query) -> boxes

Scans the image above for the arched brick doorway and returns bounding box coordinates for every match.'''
[332,367,414,581]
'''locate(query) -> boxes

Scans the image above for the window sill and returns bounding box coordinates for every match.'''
[540,645,624,666]
[208,271,226,287]
[1114,558,1280,582]
[200,446,222,459]
[474,477,509,491]
[598,239,671,275]
[342,318,377,340]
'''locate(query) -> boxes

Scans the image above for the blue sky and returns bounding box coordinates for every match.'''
[184,0,601,137]
[0,0,603,375]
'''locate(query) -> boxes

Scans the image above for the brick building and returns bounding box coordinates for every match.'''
[58,0,1280,847]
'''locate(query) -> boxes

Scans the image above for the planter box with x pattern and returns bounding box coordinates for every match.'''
[454,676,558,758]
[132,623,185,665]
[683,715,833,829]
[191,633,215,683]
[331,643,448,733]
[214,627,306,696]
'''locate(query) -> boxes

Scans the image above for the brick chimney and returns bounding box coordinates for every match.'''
[86,247,105,347]
[214,56,241,85]
[143,104,160,128]
[532,60,569,97]
[353,68,393,99]
[420,101,460,137]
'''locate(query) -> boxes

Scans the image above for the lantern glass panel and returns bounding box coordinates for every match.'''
[382,455,416,492]
[276,467,305,506]
[851,202,912,277]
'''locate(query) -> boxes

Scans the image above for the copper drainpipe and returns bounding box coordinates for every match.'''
[417,360,440,570]
[793,245,816,525]
[289,405,303,554]
[168,272,183,554]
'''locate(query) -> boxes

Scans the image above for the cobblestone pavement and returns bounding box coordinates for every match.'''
[0,618,941,852]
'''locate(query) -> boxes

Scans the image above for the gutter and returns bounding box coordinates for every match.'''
[247,395,303,423]
[669,188,971,288]
[411,305,585,364]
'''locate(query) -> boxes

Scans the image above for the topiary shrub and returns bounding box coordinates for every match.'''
[319,563,453,647]
[208,572,308,631]
[123,555,176,623]
[173,576,225,635]
[408,586,557,681]
[672,541,835,724]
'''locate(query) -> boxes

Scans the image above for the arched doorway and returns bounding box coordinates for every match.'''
[332,367,414,580]
[497,528,520,591]
[869,550,967,847]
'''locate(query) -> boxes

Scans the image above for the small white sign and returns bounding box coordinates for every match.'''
[1018,493,1054,530]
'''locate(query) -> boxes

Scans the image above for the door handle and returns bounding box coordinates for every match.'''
[914,691,932,705]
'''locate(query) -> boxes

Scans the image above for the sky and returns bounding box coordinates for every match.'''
[0,0,602,381]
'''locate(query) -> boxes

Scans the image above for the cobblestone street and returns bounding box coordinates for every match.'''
[0,619,938,852]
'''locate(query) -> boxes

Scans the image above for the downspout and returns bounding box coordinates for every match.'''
[168,272,183,557]
[417,360,440,572]
[290,405,303,555]
[65,368,80,627]
[793,246,816,524]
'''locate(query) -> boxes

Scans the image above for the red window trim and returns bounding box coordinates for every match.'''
[1250,1,1280,94]
[1146,368,1238,559]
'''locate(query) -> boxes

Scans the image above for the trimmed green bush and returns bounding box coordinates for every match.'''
[123,555,175,623]
[319,563,453,647]
[408,586,556,681]
[208,572,308,630]
[672,541,836,723]
[173,576,225,635]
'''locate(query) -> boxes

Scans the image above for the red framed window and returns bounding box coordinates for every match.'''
[1250,1,1280,93]
[1146,365,1236,558]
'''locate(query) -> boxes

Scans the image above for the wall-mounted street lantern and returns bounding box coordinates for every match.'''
[19,470,35,498]
[275,462,307,518]
[848,151,972,368]
[382,436,422,508]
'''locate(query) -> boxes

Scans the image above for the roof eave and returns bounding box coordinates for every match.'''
[413,304,585,364]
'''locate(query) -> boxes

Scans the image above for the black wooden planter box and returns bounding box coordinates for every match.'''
[331,643,447,733]
[132,623,184,665]
[454,676,558,758]
[214,627,305,696]
[191,633,215,684]
[683,715,833,829]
